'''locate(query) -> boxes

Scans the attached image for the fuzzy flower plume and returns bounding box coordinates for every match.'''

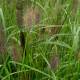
[0,22,6,55]
[23,9,40,29]
[35,9,40,25]
[16,0,23,28]
[11,44,20,62]
[50,55,59,70]
[20,31,26,56]
[24,9,33,29]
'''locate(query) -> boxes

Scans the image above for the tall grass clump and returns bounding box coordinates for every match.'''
[0,0,80,80]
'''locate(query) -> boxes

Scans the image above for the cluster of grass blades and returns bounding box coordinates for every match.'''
[0,0,80,80]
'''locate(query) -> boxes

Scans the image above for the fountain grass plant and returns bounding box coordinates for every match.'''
[0,0,80,80]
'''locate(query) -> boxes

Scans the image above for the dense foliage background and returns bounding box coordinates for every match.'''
[0,0,80,80]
